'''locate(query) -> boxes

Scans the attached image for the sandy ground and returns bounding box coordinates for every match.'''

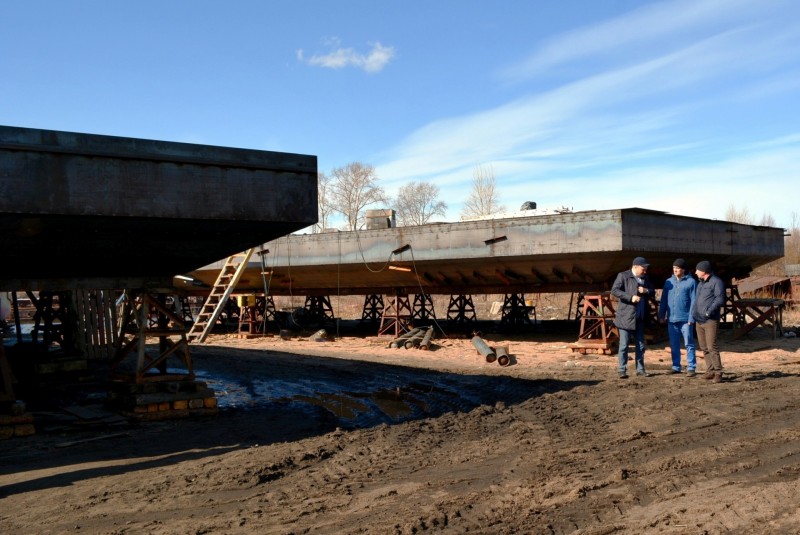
[2,322,800,534]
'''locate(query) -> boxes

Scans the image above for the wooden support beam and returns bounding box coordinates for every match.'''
[731,299,784,340]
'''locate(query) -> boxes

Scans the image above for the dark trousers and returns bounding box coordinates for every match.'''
[695,319,723,372]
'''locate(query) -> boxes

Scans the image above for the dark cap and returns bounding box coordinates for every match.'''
[696,260,712,273]
[632,256,649,267]
[673,258,686,269]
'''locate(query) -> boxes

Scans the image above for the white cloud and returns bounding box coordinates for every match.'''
[500,0,787,82]
[300,40,395,73]
[375,0,799,226]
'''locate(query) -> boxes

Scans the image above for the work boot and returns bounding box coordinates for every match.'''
[713,373,723,383]
[686,370,696,378]
[703,371,715,380]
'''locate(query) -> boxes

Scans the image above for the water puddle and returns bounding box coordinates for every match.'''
[197,368,529,429]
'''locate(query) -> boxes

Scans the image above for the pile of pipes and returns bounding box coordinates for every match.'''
[387,326,436,350]
[471,335,511,367]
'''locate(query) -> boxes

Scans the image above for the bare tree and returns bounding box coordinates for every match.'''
[786,211,800,265]
[725,203,753,224]
[460,164,504,219]
[394,181,447,226]
[314,172,333,233]
[329,162,386,230]
[726,204,788,276]
[725,203,777,227]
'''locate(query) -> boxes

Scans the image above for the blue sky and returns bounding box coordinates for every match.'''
[2,0,799,228]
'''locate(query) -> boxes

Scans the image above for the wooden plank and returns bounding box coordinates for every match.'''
[731,299,784,340]
[56,432,130,448]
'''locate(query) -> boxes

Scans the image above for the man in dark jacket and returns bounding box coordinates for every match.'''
[692,260,726,383]
[612,256,655,378]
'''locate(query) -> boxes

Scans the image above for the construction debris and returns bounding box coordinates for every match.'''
[387,326,437,350]
[107,380,218,421]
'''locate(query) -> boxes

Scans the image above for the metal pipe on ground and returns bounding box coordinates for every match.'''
[404,328,429,349]
[388,327,423,348]
[495,346,511,367]
[419,326,435,350]
[471,336,496,363]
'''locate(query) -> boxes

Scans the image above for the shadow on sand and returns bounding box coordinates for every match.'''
[0,345,598,497]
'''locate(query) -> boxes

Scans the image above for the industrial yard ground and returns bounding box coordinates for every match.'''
[2,307,800,534]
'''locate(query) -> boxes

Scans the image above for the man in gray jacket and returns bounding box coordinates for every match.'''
[692,260,726,383]
[612,257,655,378]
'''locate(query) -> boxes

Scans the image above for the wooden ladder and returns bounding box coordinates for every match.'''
[187,249,254,343]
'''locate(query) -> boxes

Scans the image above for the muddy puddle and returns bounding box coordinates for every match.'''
[196,367,544,429]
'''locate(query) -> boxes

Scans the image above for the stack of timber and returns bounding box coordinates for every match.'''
[0,402,35,440]
[107,380,218,420]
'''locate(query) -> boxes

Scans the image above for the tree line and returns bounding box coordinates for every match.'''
[726,204,800,273]
[314,162,503,232]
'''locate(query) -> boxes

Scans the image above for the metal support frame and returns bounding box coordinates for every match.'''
[570,293,618,354]
[411,293,436,322]
[175,295,195,325]
[361,294,384,322]
[304,295,335,325]
[263,295,276,322]
[26,290,76,353]
[500,293,536,327]
[446,294,476,325]
[571,292,584,322]
[237,295,269,335]
[378,292,412,337]
[112,290,193,383]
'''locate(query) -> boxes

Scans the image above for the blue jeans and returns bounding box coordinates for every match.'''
[618,322,646,375]
[668,321,696,371]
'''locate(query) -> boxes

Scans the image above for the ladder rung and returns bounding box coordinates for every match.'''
[188,248,253,344]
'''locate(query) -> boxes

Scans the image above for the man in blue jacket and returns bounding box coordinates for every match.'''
[612,256,655,379]
[692,260,727,383]
[659,258,697,376]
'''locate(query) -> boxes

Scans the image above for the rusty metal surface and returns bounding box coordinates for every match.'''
[188,208,785,295]
[0,125,317,290]
[734,276,792,297]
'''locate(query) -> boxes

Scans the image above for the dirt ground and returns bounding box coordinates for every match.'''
[2,320,800,534]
